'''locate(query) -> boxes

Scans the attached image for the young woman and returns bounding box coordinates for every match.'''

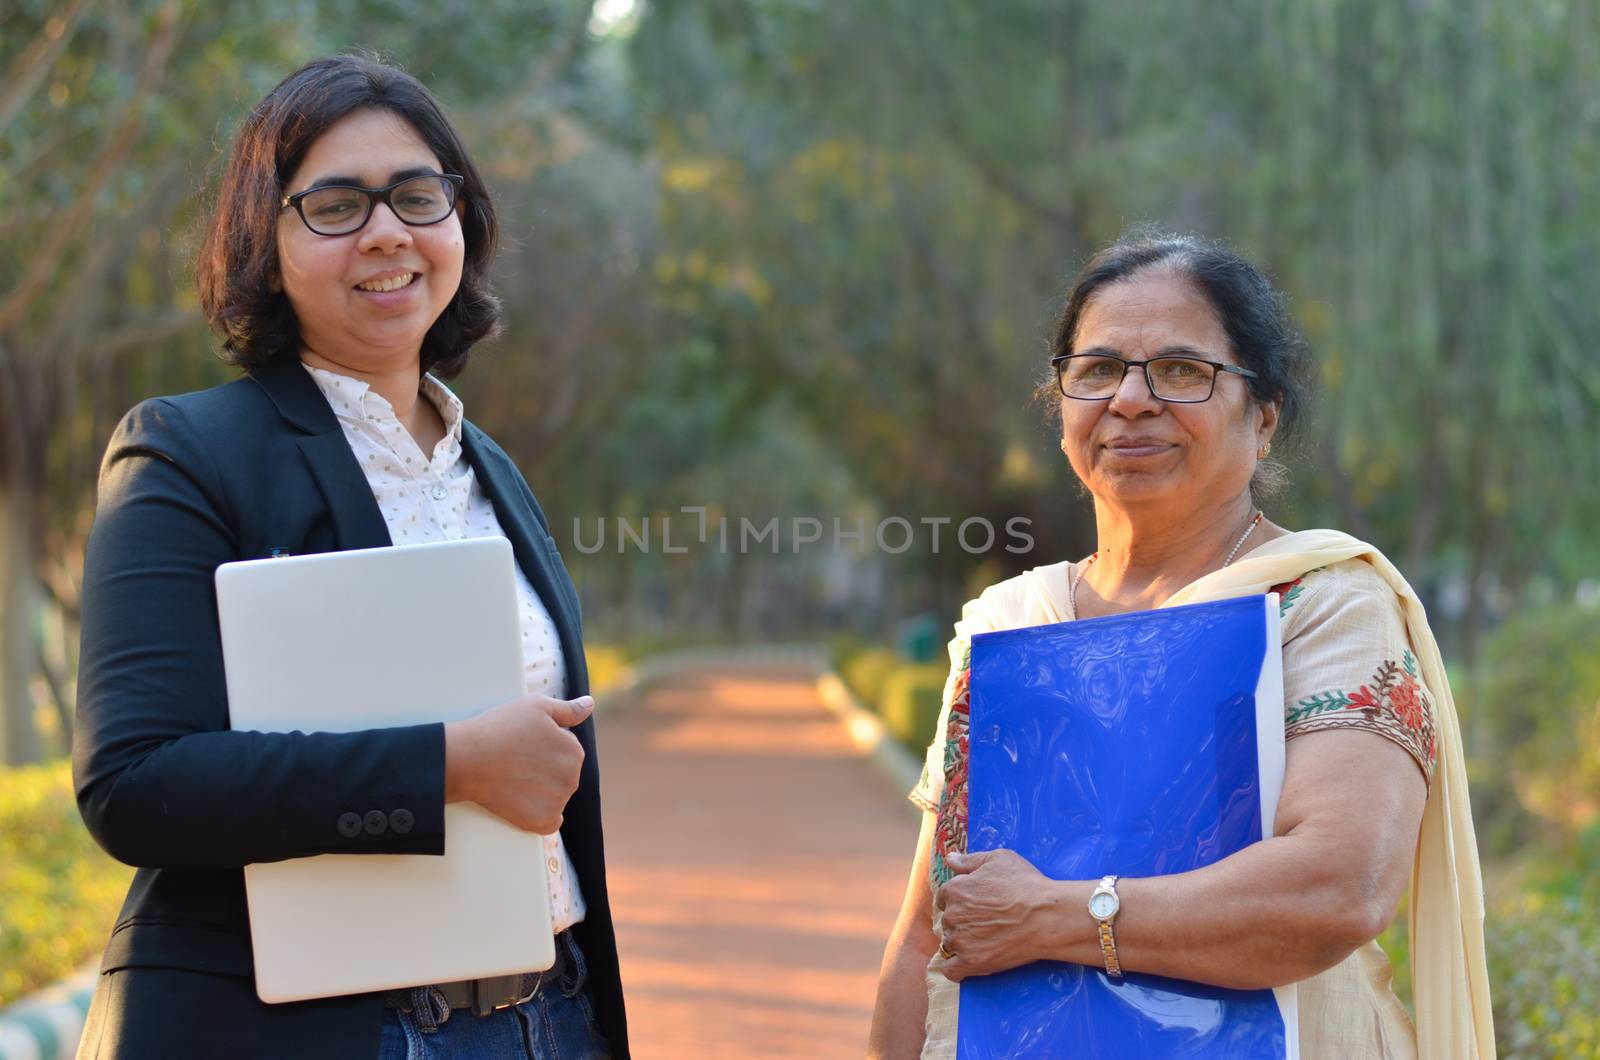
[73,55,627,1059]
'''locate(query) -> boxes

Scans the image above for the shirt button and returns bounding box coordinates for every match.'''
[431,485,448,500]
[548,857,560,872]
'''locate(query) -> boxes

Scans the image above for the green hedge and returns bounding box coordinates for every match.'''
[880,663,949,753]
[831,637,949,755]
[1464,603,1600,862]
[1380,833,1600,1058]
[842,649,901,716]
[1488,886,1600,1056]
[0,759,130,1008]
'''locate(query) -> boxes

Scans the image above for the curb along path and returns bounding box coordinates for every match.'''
[598,652,921,1059]
[0,971,95,1060]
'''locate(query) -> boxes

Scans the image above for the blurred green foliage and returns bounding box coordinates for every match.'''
[1384,830,1600,1057]
[880,664,948,753]
[833,637,946,754]
[837,643,901,716]
[6,0,1598,672]
[621,0,1600,630]
[1467,604,1600,861]
[1469,605,1600,1055]
[0,759,131,1008]
[1487,832,1600,1060]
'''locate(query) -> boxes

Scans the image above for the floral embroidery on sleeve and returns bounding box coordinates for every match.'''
[1286,649,1437,783]
[930,648,972,888]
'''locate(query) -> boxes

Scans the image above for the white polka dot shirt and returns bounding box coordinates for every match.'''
[304,364,586,933]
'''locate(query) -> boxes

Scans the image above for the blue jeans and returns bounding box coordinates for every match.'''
[376,933,611,1060]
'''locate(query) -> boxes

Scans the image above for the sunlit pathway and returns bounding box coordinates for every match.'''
[597,655,920,1059]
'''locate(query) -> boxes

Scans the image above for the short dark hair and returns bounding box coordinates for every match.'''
[1045,232,1315,444]
[197,54,500,379]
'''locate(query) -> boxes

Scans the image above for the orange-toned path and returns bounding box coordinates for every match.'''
[597,655,921,1059]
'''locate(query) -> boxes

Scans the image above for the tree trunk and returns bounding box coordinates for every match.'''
[0,483,42,764]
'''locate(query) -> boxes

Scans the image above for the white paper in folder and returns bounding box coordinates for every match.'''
[214,537,555,1004]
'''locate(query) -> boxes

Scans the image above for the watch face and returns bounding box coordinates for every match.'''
[1089,892,1117,919]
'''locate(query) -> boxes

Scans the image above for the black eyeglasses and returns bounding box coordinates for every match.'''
[1051,353,1259,403]
[280,174,465,236]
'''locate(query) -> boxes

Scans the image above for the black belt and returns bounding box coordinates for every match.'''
[385,933,574,1019]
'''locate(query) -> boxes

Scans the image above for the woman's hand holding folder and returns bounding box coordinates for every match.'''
[444,694,595,835]
[934,848,1068,981]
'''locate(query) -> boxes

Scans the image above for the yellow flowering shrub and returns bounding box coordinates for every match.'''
[584,645,635,695]
[0,759,131,1008]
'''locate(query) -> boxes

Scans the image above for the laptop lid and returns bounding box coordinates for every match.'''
[215,538,556,1003]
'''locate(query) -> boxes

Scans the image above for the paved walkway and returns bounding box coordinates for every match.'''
[598,655,921,1059]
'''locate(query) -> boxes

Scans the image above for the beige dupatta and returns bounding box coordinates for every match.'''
[1159,528,1493,1059]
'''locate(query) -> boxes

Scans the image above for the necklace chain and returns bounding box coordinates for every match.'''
[1222,510,1264,566]
[1072,510,1263,619]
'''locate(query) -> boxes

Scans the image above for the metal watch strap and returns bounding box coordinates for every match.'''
[1094,874,1123,978]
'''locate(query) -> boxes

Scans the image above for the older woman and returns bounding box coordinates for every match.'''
[72,56,625,1058]
[868,236,1493,1059]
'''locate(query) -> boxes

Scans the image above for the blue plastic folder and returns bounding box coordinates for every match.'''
[958,594,1297,1059]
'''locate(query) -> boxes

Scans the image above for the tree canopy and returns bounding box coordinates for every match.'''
[2,0,1597,760]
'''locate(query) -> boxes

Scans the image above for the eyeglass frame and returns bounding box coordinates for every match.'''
[279,173,466,236]
[1050,351,1260,403]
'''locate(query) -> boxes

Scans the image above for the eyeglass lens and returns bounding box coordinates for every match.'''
[1059,355,1216,401]
[297,176,457,235]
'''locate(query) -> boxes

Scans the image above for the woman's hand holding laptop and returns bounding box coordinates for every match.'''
[444,694,595,834]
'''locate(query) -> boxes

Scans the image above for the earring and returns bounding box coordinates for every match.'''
[1258,442,1272,459]
[1060,439,1070,456]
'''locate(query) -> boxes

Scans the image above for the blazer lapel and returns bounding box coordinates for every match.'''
[248,357,392,552]
[296,433,394,551]
[461,423,587,698]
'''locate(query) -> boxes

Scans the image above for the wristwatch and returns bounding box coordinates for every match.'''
[1087,874,1124,978]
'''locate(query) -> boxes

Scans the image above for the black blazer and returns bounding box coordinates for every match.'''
[71,356,628,1059]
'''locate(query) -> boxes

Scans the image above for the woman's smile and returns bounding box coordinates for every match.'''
[1102,435,1178,459]
[351,268,424,307]
[353,269,420,294]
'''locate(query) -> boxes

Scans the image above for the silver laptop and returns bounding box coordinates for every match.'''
[215,537,556,1004]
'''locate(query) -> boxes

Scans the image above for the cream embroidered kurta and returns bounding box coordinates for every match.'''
[910,556,1437,1059]
[304,364,586,933]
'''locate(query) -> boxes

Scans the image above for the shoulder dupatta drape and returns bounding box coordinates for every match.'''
[989,529,1494,1060]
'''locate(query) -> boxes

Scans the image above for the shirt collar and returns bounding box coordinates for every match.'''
[302,362,465,448]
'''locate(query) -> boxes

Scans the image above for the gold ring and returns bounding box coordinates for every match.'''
[939,942,955,960]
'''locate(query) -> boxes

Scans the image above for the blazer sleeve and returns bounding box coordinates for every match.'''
[72,397,448,869]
